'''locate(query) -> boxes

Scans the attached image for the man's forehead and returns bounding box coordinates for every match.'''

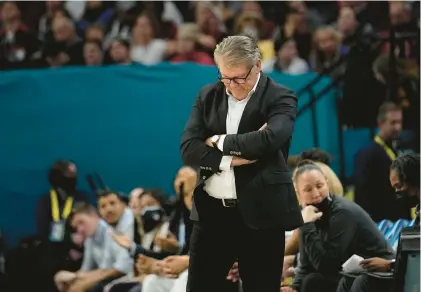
[99,194,119,203]
[220,66,249,77]
[386,110,402,120]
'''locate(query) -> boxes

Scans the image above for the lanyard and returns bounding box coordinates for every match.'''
[374,136,396,161]
[50,189,74,222]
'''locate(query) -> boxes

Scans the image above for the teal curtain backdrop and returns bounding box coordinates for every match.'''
[0,63,364,248]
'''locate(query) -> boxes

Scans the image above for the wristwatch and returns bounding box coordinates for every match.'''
[210,135,220,148]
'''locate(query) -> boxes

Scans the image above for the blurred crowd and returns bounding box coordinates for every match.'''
[0,1,418,71]
[0,1,419,130]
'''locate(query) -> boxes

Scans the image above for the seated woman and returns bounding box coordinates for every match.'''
[283,149,344,278]
[281,160,395,292]
[337,152,420,292]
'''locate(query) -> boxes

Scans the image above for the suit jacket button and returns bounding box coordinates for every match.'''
[202,176,206,179]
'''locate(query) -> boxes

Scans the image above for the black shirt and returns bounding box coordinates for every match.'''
[291,196,395,290]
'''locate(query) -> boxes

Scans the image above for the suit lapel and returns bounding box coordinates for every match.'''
[216,87,228,134]
[237,74,267,134]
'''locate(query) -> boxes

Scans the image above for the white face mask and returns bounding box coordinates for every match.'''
[242,27,259,40]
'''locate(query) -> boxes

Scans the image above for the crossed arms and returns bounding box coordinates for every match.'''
[180,89,297,172]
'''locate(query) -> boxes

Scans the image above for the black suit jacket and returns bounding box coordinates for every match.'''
[180,74,303,231]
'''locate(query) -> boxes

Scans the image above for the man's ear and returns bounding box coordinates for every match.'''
[255,59,262,73]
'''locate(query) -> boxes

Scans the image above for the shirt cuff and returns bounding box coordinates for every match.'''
[219,155,233,171]
[217,135,226,151]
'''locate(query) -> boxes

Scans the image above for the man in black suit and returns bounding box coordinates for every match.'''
[180,35,303,292]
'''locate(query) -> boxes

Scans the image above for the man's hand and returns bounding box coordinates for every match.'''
[154,232,179,253]
[137,255,161,275]
[231,157,257,166]
[281,287,297,292]
[162,256,189,278]
[174,166,197,196]
[360,257,392,272]
[301,205,323,223]
[226,262,240,282]
[110,232,132,249]
[75,271,89,280]
[205,136,215,147]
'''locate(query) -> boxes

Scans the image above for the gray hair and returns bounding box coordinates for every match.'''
[214,35,261,68]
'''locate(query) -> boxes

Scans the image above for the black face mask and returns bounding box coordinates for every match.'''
[396,190,419,208]
[51,174,77,192]
[311,195,332,214]
[141,206,165,233]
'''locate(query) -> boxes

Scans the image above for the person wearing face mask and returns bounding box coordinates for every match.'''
[282,160,394,292]
[36,160,90,242]
[35,160,91,292]
[110,189,178,260]
[336,152,420,292]
[353,102,415,222]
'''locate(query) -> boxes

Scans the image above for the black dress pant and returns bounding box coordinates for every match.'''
[187,195,285,292]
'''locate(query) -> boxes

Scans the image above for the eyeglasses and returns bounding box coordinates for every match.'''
[218,66,253,85]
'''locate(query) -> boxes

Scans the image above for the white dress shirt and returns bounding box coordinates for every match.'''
[204,74,261,199]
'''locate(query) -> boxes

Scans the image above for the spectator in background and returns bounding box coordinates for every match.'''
[170,23,214,65]
[388,1,419,61]
[112,188,178,259]
[234,11,274,61]
[51,15,84,65]
[97,191,134,240]
[273,3,312,62]
[108,37,132,65]
[83,39,103,66]
[129,187,144,217]
[36,160,90,242]
[373,54,420,149]
[139,166,198,292]
[85,23,105,43]
[337,152,420,292]
[262,38,309,74]
[130,12,167,65]
[336,6,374,51]
[310,26,345,79]
[289,1,324,33]
[0,1,40,70]
[108,167,198,292]
[35,160,90,292]
[353,102,412,222]
[282,160,394,292]
[76,0,114,37]
[105,189,178,291]
[54,203,133,292]
[38,0,70,42]
[194,2,227,55]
